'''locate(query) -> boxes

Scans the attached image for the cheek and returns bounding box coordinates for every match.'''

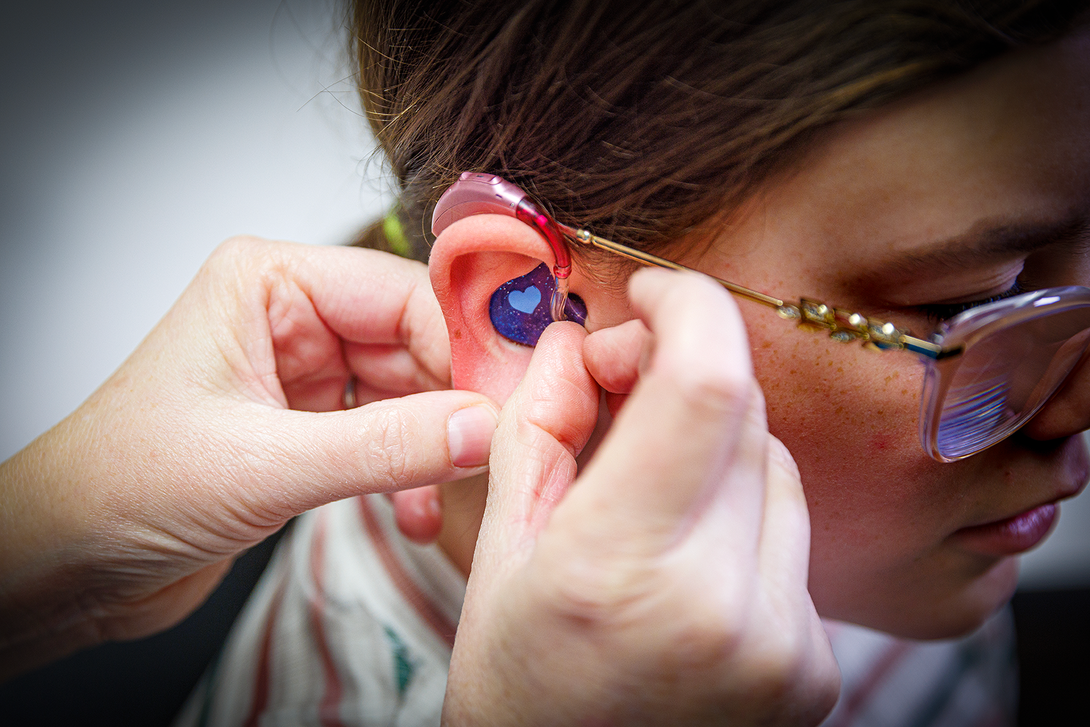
[748,327,1026,635]
[750,328,925,488]
[748,329,950,566]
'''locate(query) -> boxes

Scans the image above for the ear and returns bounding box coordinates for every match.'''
[430,214,586,405]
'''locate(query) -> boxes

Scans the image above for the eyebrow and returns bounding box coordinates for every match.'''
[874,214,1090,278]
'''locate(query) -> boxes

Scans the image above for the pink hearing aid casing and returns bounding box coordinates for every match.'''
[431,173,572,280]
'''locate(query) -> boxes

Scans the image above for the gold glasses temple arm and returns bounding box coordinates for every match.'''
[563,226,943,360]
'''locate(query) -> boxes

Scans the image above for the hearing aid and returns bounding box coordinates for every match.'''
[489,263,587,346]
[432,173,584,345]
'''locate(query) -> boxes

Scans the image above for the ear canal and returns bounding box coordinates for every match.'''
[490,263,587,346]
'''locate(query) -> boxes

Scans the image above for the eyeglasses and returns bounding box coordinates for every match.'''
[433,173,1090,462]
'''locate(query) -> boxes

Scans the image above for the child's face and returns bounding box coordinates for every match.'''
[663,28,1090,638]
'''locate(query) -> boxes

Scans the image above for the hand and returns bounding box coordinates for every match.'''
[443,268,839,726]
[0,237,499,679]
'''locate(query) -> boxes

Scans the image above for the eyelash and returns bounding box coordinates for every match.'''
[918,280,1026,323]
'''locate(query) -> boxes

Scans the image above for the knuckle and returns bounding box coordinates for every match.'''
[537,548,634,627]
[739,623,836,718]
[210,234,262,262]
[533,535,669,633]
[752,628,806,680]
[198,235,271,288]
[541,550,752,667]
[652,578,813,695]
[359,405,415,486]
[665,601,749,673]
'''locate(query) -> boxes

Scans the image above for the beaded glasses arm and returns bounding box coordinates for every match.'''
[562,226,947,360]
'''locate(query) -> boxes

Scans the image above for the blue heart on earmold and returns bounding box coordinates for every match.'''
[490,263,587,347]
[507,286,542,314]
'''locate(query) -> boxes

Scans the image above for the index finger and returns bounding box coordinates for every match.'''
[269,244,452,407]
[295,245,448,350]
[564,268,768,552]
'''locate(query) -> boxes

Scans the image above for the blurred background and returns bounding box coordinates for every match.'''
[0,1,1086,724]
[0,1,389,722]
[0,0,390,467]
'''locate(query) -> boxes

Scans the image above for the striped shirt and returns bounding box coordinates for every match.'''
[820,611,1016,727]
[175,495,1016,726]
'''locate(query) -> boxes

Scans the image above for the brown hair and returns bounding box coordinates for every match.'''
[349,0,1085,273]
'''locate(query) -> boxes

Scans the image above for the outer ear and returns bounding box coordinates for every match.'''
[430,214,579,405]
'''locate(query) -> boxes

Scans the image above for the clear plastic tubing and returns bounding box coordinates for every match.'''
[514,198,571,323]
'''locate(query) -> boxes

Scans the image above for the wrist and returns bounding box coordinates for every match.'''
[0,421,108,680]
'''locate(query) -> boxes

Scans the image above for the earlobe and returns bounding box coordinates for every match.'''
[429,214,585,404]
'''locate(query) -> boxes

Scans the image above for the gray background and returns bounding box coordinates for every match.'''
[1,0,1087,589]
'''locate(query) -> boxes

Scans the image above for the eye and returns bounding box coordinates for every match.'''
[916,280,1025,323]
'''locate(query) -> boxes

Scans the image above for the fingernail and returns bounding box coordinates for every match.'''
[447,406,497,468]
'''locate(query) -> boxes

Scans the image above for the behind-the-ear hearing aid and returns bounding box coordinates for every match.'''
[432,172,586,346]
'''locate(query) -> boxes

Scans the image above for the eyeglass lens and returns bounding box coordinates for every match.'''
[936,307,1090,460]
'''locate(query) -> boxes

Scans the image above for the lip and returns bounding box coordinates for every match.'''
[952,502,1059,556]
[952,435,1090,557]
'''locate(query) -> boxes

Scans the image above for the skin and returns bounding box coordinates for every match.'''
[700,26,1090,637]
[4,22,1083,727]
[429,25,1090,643]
[0,240,500,680]
[443,273,839,725]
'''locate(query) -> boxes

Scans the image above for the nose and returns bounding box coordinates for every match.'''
[1023,345,1090,441]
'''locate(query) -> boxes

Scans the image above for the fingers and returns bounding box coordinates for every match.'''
[236,390,500,519]
[562,268,763,552]
[448,268,836,726]
[304,245,452,388]
[390,485,443,544]
[247,240,451,410]
[290,244,446,352]
[757,435,811,583]
[161,238,486,522]
[583,319,649,394]
[477,323,600,558]
[345,342,450,404]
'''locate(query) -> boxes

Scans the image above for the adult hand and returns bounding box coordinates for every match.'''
[443,268,839,725]
[0,237,499,679]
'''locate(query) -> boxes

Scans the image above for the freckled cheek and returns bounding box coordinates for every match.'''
[749,331,921,458]
[747,329,935,543]
[748,331,977,614]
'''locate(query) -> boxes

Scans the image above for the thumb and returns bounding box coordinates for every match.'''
[234,389,500,518]
[475,323,600,569]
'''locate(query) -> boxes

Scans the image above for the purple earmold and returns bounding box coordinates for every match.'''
[489,264,587,346]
